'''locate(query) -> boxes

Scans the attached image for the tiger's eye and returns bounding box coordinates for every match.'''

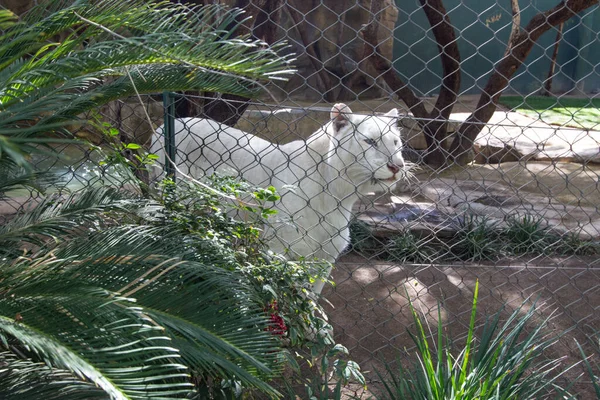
[364,138,377,147]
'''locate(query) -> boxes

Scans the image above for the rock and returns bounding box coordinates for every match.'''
[472,142,522,164]
[235,107,326,143]
[398,116,460,150]
[1,0,34,15]
[355,196,458,239]
[452,111,600,165]
[236,106,463,153]
[418,162,600,238]
[354,161,600,240]
[102,99,164,146]
[272,0,399,101]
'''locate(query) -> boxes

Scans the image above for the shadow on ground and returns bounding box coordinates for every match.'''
[322,252,600,399]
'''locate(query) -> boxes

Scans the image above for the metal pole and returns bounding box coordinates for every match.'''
[162,91,176,180]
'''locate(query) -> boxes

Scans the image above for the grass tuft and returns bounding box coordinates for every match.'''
[385,231,438,264]
[349,213,599,264]
[504,214,553,255]
[452,214,502,261]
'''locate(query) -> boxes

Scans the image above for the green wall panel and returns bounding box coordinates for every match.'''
[392,0,599,95]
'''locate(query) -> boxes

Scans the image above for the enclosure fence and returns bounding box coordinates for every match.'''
[5,0,600,397]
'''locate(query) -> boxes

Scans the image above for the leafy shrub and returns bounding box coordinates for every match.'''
[555,230,600,256]
[0,166,365,398]
[138,176,365,397]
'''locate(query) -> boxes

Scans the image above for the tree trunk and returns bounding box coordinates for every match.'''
[418,0,461,167]
[361,0,460,167]
[284,2,336,102]
[362,0,598,167]
[449,0,598,166]
[170,0,283,125]
[359,1,429,118]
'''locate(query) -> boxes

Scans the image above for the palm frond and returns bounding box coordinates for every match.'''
[0,10,18,31]
[50,216,281,393]
[0,186,135,253]
[0,157,55,197]
[0,257,195,399]
[1,244,282,397]
[0,351,108,399]
[0,0,294,167]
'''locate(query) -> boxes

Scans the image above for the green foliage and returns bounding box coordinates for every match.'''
[148,177,364,398]
[0,179,286,398]
[452,214,502,261]
[575,331,600,399]
[290,343,365,400]
[375,281,576,400]
[386,231,437,264]
[0,1,369,397]
[350,213,598,264]
[0,160,363,398]
[503,214,553,255]
[0,1,310,394]
[0,0,293,168]
[555,230,600,256]
[349,220,384,255]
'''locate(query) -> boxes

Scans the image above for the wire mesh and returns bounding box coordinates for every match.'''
[149,1,600,396]
[2,0,600,397]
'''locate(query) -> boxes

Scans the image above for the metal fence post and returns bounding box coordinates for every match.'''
[163,91,176,180]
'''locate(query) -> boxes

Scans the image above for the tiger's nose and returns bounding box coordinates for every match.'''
[387,163,400,174]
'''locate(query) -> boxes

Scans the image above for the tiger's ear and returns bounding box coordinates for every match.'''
[330,103,352,134]
[384,108,399,118]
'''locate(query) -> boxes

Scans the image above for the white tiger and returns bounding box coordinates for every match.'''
[153,103,408,294]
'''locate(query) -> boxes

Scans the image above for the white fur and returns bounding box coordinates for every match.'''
[152,104,406,293]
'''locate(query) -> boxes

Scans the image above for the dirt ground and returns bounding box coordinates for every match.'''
[321,252,600,399]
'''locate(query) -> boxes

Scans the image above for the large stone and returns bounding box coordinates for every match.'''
[419,162,600,238]
[235,105,431,152]
[236,105,462,154]
[102,98,164,146]
[354,161,600,240]
[235,106,327,143]
[272,0,399,101]
[451,111,600,165]
[398,116,461,150]
[73,99,164,146]
[0,0,34,15]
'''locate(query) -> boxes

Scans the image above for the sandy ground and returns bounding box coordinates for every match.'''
[322,252,600,398]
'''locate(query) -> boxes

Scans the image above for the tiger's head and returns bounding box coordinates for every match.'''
[324,103,410,195]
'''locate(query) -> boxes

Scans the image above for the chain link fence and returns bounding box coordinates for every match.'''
[3,0,599,397]
[152,1,600,396]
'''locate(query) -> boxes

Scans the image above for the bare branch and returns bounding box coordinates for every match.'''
[504,0,522,57]
[542,22,564,95]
